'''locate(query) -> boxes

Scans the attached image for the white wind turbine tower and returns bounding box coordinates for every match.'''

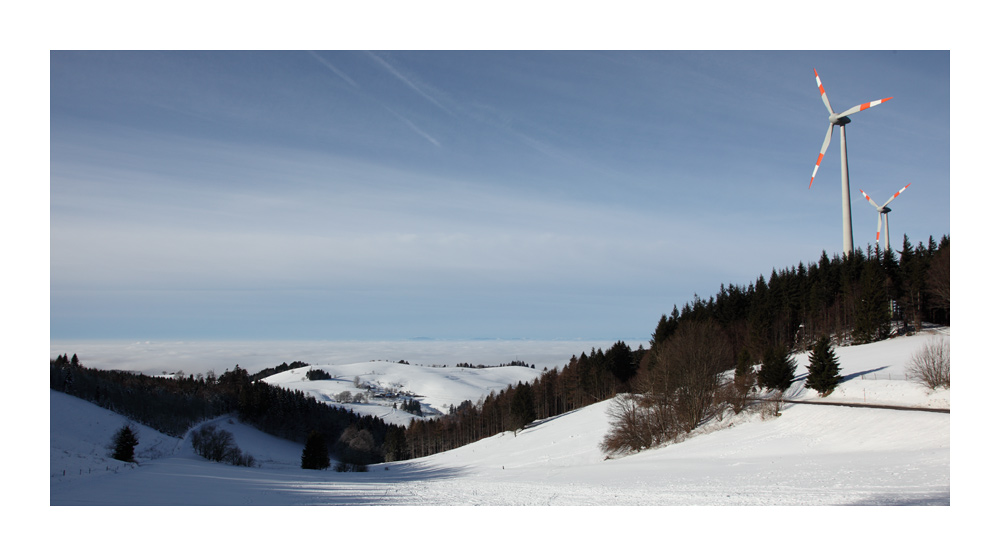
[860,183,910,253]
[809,68,893,257]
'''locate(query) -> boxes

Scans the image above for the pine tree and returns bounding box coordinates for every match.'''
[111,424,139,462]
[853,252,890,344]
[508,381,536,431]
[899,235,925,332]
[301,430,331,470]
[606,340,636,385]
[757,345,796,391]
[805,335,842,396]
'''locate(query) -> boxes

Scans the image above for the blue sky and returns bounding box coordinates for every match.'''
[49,51,950,341]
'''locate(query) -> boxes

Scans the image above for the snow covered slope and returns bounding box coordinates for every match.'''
[262,361,543,426]
[50,330,949,506]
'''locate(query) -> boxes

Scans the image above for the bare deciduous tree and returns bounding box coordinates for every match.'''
[603,320,731,456]
[600,394,655,455]
[907,337,950,389]
[335,391,353,403]
[641,319,732,431]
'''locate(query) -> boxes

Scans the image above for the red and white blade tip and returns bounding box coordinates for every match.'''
[809,154,824,188]
[860,97,893,111]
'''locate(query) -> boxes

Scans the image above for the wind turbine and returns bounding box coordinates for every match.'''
[809,68,893,257]
[859,183,910,253]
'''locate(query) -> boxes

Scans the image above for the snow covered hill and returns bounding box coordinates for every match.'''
[50,330,949,507]
[261,360,543,426]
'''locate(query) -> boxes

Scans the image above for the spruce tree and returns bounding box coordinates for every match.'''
[805,335,842,396]
[757,345,796,391]
[607,340,636,385]
[853,252,890,344]
[111,424,139,462]
[508,381,536,431]
[301,430,331,470]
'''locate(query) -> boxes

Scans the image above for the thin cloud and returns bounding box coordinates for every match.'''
[366,51,454,116]
[307,51,358,87]
[382,106,441,147]
[304,51,440,147]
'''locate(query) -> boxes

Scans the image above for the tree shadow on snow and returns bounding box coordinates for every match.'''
[839,366,889,382]
[839,489,950,506]
[520,407,586,433]
[51,456,469,506]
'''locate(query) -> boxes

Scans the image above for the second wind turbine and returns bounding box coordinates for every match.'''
[809,68,893,257]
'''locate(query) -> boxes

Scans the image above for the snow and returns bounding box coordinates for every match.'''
[51,330,951,508]
[261,361,544,425]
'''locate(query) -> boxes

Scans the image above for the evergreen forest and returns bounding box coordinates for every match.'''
[50,358,405,466]
[404,235,949,457]
[51,234,948,463]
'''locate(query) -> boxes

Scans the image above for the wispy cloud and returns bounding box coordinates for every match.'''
[366,51,454,116]
[382,106,441,147]
[305,51,442,147]
[307,51,358,87]
[48,51,950,341]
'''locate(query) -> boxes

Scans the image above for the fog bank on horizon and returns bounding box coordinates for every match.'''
[49,338,645,375]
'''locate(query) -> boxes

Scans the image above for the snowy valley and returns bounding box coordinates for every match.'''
[51,330,949,506]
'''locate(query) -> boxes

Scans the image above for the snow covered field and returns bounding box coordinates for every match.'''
[43,329,977,551]
[51,330,951,507]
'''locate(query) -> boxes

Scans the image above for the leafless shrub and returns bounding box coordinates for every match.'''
[601,395,653,455]
[602,320,732,457]
[907,337,950,389]
[756,390,785,420]
[190,424,256,467]
[637,319,732,431]
[337,426,377,469]
[718,373,756,415]
[600,393,685,457]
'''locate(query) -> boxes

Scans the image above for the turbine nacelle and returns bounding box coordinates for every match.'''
[830,114,851,126]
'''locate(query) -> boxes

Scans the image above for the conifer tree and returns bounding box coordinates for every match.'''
[508,381,536,431]
[899,235,925,332]
[757,345,796,391]
[301,430,331,470]
[853,252,890,344]
[606,340,636,385]
[111,424,139,462]
[805,335,842,396]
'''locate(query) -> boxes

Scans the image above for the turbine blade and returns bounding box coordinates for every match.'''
[839,96,893,118]
[882,182,911,207]
[860,188,882,210]
[809,123,834,188]
[814,69,834,115]
[876,212,883,244]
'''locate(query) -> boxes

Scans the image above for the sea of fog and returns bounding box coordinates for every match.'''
[48,339,645,375]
